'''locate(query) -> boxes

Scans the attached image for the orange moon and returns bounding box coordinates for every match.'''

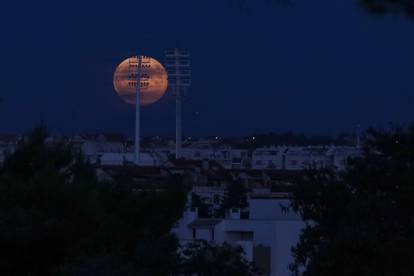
[113,56,168,106]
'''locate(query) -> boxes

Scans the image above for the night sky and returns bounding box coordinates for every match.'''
[1,0,413,137]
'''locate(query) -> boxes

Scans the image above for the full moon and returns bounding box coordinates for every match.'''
[113,56,168,106]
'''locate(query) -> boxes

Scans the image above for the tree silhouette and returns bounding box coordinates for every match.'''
[0,125,187,275]
[290,125,414,276]
[216,180,249,218]
[361,0,414,18]
[232,0,414,19]
[179,240,256,276]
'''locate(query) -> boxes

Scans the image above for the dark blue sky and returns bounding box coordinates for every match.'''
[0,0,413,136]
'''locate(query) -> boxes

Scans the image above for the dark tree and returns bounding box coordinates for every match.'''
[216,180,249,217]
[290,125,414,276]
[191,192,212,218]
[0,126,187,276]
[231,0,414,19]
[179,240,256,276]
[361,0,414,18]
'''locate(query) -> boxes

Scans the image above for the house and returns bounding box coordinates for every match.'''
[252,146,286,170]
[251,145,362,171]
[172,194,304,276]
[71,133,131,164]
[99,151,162,166]
[179,147,250,169]
[284,146,329,170]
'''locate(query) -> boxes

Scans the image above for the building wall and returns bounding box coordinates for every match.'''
[274,221,304,276]
[252,147,285,170]
[251,146,360,171]
[221,219,302,276]
[172,197,304,276]
[249,198,300,221]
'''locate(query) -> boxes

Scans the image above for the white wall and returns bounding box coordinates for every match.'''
[274,221,304,276]
[172,197,305,276]
[250,198,300,221]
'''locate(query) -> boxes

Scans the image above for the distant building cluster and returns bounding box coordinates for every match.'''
[70,134,361,171]
[0,132,361,170]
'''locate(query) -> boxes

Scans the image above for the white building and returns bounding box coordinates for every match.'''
[99,152,162,166]
[251,145,361,171]
[283,146,328,170]
[172,195,304,276]
[71,133,131,164]
[252,146,286,170]
[180,147,250,169]
[181,148,231,168]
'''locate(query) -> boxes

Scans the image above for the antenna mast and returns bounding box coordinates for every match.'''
[165,48,191,159]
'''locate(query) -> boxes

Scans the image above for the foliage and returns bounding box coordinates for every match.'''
[0,125,187,275]
[361,0,414,18]
[179,240,256,276]
[216,180,249,218]
[191,193,212,218]
[290,125,414,276]
[231,0,414,20]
